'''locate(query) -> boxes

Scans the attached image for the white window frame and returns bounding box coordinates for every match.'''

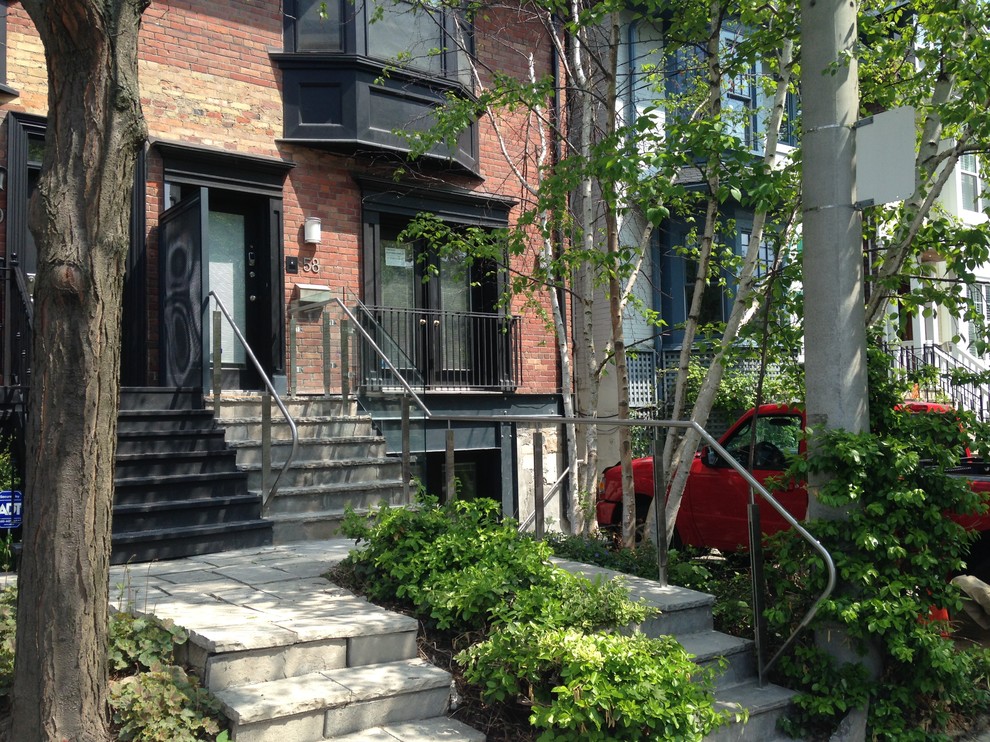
[960,153,987,214]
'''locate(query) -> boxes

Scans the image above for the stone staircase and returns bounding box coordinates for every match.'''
[212,396,409,544]
[111,541,482,742]
[113,387,272,564]
[553,558,797,741]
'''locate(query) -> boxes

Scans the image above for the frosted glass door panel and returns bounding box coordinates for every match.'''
[208,211,247,365]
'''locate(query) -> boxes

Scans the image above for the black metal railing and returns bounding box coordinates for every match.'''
[893,343,990,421]
[358,305,521,392]
[3,265,34,389]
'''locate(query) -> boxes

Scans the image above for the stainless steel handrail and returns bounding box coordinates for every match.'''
[334,294,836,682]
[208,291,299,507]
[518,466,572,532]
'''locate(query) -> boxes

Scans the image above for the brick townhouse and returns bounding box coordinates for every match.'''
[0,0,565,559]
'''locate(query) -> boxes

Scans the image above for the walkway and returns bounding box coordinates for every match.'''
[108,538,481,742]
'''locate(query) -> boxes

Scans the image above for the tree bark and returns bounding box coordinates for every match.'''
[8,1,148,740]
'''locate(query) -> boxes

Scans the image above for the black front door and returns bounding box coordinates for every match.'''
[379,220,472,386]
[159,188,274,389]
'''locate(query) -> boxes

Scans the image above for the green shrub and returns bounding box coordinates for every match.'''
[340,495,727,739]
[109,612,188,673]
[459,624,731,741]
[545,532,660,579]
[342,495,561,631]
[547,533,757,637]
[110,664,228,742]
[763,348,990,739]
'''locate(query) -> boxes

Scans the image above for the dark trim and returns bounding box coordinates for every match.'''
[153,139,295,195]
[357,176,515,227]
[270,51,471,98]
[268,196,286,378]
[4,112,46,270]
[121,144,149,385]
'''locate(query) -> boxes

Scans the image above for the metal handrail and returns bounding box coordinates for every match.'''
[336,293,835,681]
[208,291,299,507]
[518,466,571,532]
[329,297,432,414]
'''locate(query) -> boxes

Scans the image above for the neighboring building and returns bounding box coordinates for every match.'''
[591,15,799,468]
[887,152,990,418]
[0,0,565,556]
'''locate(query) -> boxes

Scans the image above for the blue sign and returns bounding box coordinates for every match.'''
[0,491,22,529]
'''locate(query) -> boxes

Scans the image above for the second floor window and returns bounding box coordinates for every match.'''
[287,0,470,85]
[968,282,990,352]
[961,154,987,214]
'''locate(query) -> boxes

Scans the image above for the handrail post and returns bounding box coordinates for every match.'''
[534,429,544,539]
[212,310,222,401]
[262,389,271,498]
[402,396,411,502]
[208,291,299,508]
[324,311,334,397]
[445,429,456,504]
[652,425,668,587]
[340,317,350,407]
[289,314,297,396]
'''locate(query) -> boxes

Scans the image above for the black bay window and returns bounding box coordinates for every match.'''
[275,0,477,172]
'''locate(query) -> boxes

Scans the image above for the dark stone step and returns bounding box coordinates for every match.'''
[113,471,247,505]
[118,409,217,434]
[117,429,228,455]
[115,450,239,478]
[110,520,273,564]
[119,387,204,411]
[113,494,264,532]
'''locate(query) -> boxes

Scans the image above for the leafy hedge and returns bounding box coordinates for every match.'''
[340,496,730,740]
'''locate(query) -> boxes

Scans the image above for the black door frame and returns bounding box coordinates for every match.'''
[155,141,294,391]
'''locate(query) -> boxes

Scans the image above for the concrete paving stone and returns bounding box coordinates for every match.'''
[379,718,486,742]
[108,584,174,613]
[258,577,347,597]
[185,621,300,653]
[258,596,388,620]
[253,595,375,617]
[137,600,264,628]
[200,585,270,606]
[348,629,417,667]
[152,569,238,586]
[323,687,451,738]
[214,563,308,585]
[285,540,355,561]
[328,727,398,741]
[110,559,213,579]
[0,574,16,590]
[214,670,354,724]
[325,659,450,700]
[259,557,343,577]
[205,637,348,691]
[272,610,416,643]
[226,711,326,742]
[155,579,257,598]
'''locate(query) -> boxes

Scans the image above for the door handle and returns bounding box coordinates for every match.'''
[419,318,427,326]
[249,295,257,302]
[433,320,440,328]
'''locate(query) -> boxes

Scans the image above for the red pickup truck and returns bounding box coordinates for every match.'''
[596,403,990,552]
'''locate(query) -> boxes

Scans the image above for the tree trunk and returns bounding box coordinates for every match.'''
[8,1,148,740]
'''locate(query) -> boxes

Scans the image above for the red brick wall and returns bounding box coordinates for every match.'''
[2,0,561,396]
